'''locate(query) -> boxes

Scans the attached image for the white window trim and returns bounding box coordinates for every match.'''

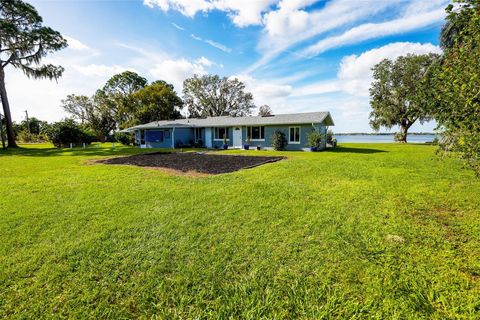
[247,126,265,141]
[289,126,301,144]
[214,127,230,141]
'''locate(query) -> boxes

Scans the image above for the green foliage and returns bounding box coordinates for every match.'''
[98,71,148,129]
[0,0,67,79]
[0,144,479,318]
[369,54,438,142]
[307,131,322,148]
[63,74,183,136]
[422,0,480,175]
[46,119,95,148]
[12,117,49,136]
[114,132,134,145]
[16,129,48,143]
[183,74,254,117]
[61,94,116,141]
[258,104,272,116]
[128,81,183,127]
[326,129,334,144]
[271,130,287,150]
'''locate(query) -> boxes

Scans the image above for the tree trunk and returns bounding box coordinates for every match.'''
[399,125,408,143]
[0,113,5,149]
[0,68,17,148]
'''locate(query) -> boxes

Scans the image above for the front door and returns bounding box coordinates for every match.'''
[205,127,212,148]
[232,127,242,148]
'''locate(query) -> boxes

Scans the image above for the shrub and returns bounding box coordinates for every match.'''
[194,139,203,148]
[326,130,333,144]
[307,131,322,148]
[115,132,134,145]
[47,119,95,148]
[394,132,407,143]
[272,130,287,151]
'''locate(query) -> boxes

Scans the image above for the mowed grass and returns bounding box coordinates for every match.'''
[0,143,479,319]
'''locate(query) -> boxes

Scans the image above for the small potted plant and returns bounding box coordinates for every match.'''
[244,135,250,150]
[223,134,228,150]
[307,131,322,152]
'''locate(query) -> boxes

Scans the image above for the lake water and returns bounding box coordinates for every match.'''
[334,134,437,143]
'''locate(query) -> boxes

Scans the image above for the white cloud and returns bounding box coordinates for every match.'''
[171,22,185,31]
[214,0,277,27]
[143,0,213,17]
[204,39,232,53]
[337,42,442,97]
[190,34,202,41]
[144,0,276,27]
[149,58,208,91]
[294,42,441,98]
[195,56,215,67]
[73,64,136,77]
[247,0,401,73]
[233,74,292,109]
[191,34,232,53]
[301,9,446,56]
[64,36,91,51]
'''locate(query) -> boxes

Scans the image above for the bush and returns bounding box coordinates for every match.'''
[115,132,134,145]
[194,139,203,148]
[272,130,287,151]
[16,129,48,143]
[47,119,95,148]
[394,132,407,142]
[307,131,322,148]
[326,130,334,144]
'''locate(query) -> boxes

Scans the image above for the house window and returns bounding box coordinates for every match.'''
[214,127,229,140]
[289,127,300,143]
[194,128,202,140]
[146,130,164,143]
[247,126,265,140]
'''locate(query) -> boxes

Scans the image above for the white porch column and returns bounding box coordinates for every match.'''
[171,127,175,149]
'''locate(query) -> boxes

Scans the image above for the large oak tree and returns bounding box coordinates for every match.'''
[0,0,67,147]
[183,74,254,118]
[369,54,438,143]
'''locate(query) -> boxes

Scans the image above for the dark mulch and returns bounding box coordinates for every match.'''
[98,152,285,174]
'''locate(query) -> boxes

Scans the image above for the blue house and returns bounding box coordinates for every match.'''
[122,111,334,151]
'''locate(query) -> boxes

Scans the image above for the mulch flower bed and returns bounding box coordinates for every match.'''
[98,152,284,175]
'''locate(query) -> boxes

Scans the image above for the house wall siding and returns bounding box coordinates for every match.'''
[140,122,327,150]
[243,124,327,150]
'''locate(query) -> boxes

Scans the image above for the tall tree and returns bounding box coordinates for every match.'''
[99,71,147,129]
[258,105,272,116]
[61,94,94,124]
[0,0,67,147]
[423,0,480,175]
[128,81,183,127]
[369,54,438,143]
[61,93,115,140]
[183,74,254,118]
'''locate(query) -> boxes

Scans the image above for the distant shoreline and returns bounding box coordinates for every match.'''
[334,132,437,136]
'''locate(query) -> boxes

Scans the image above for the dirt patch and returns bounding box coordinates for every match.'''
[97,152,285,175]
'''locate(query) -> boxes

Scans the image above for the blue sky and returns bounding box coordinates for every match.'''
[6,0,449,132]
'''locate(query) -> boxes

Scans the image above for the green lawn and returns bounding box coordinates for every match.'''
[1,143,479,319]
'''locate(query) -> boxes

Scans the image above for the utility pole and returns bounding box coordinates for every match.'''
[24,110,30,134]
[0,113,6,149]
